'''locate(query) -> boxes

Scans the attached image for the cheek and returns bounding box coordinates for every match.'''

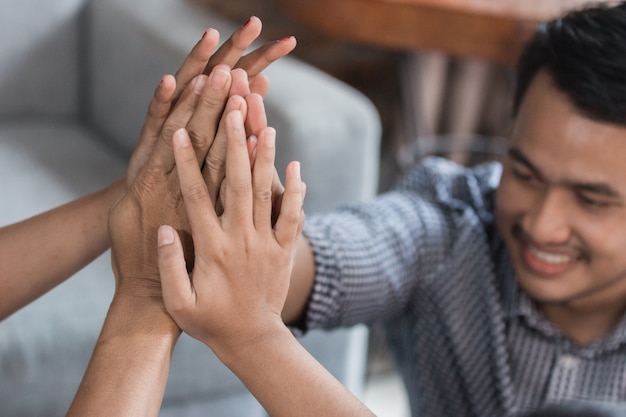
[575,214,626,258]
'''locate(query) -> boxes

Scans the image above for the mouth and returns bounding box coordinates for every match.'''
[511,224,583,276]
[522,244,580,276]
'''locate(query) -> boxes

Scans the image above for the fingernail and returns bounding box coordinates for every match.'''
[158,226,175,246]
[293,161,301,179]
[201,29,208,40]
[193,75,208,95]
[279,36,294,42]
[231,110,244,129]
[266,130,276,148]
[210,68,229,91]
[175,128,190,148]
[242,17,252,28]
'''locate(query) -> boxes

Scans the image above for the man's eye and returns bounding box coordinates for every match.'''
[577,193,610,209]
[511,167,534,182]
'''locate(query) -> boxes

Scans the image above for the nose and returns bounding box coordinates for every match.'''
[521,188,572,245]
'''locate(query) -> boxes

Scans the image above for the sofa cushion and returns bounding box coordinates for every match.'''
[0,0,84,118]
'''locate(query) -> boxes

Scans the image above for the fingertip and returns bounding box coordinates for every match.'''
[156,75,176,97]
[201,27,219,41]
[227,109,245,130]
[247,134,258,152]
[231,67,247,78]
[263,127,276,149]
[158,225,176,247]
[226,94,247,111]
[245,16,262,29]
[174,128,191,149]
[291,160,301,180]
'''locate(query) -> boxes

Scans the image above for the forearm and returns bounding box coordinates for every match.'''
[0,179,125,319]
[67,295,180,417]
[213,321,375,417]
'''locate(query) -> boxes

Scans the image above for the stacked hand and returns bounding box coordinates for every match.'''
[109,17,295,299]
[157,102,305,351]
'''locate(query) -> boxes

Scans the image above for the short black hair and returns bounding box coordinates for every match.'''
[513,2,626,126]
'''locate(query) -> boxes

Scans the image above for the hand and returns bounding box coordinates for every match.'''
[157,108,305,350]
[205,89,285,218]
[109,66,241,298]
[125,16,297,188]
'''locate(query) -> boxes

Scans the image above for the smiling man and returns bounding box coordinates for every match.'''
[270,2,626,416]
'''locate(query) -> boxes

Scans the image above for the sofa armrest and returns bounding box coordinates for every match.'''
[86,0,381,212]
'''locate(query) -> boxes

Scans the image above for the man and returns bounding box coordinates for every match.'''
[269,3,626,416]
[147,3,626,417]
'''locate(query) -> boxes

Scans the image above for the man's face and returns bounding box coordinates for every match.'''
[496,71,626,313]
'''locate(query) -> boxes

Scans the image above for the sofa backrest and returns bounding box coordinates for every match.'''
[0,0,85,119]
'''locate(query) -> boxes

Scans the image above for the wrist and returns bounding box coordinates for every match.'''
[210,317,291,368]
[105,294,181,342]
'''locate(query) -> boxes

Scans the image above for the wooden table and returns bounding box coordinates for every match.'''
[277,0,595,168]
[276,0,592,65]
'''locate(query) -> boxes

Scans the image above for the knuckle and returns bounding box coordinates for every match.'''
[230,180,252,198]
[186,124,212,148]
[204,154,225,176]
[254,187,273,205]
[184,181,209,202]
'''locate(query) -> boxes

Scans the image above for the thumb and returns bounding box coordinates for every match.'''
[157,225,194,318]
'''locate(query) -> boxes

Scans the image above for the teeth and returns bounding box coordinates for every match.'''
[529,246,572,265]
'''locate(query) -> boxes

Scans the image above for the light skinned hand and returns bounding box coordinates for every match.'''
[157,108,305,350]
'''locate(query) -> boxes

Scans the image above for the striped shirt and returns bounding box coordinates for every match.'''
[301,158,626,417]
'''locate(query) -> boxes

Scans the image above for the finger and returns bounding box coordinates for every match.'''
[185,65,232,165]
[129,75,176,183]
[270,168,285,227]
[173,128,221,240]
[229,68,252,98]
[249,74,270,97]
[235,36,297,78]
[173,28,220,100]
[274,161,305,247]
[252,128,277,232]
[137,74,208,177]
[158,225,194,319]
[244,93,267,139]
[203,16,262,75]
[247,134,258,166]
[138,75,176,149]
[222,110,253,231]
[203,95,247,205]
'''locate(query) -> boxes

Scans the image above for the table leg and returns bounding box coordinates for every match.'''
[395,51,448,169]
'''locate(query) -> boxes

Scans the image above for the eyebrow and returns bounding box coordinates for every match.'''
[507,147,623,199]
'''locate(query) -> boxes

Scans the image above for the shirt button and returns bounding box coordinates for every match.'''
[558,354,580,370]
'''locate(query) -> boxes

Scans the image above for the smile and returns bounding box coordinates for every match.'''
[528,246,574,265]
[522,244,580,276]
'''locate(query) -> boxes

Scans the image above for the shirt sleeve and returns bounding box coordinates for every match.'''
[300,158,502,332]
[301,161,460,330]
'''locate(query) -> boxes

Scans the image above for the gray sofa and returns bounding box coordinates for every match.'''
[0,0,381,415]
